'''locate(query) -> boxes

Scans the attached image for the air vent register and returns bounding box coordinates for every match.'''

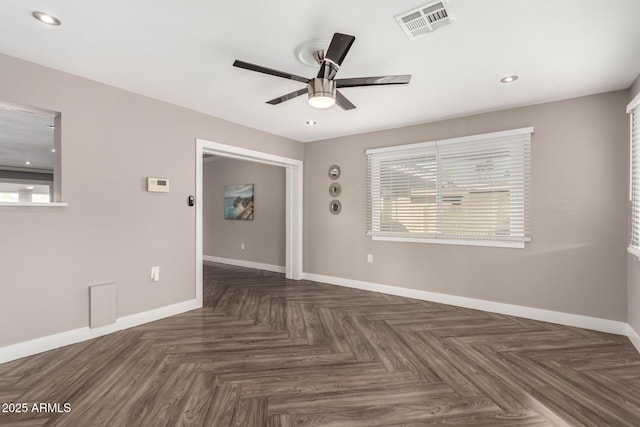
[395,1,454,40]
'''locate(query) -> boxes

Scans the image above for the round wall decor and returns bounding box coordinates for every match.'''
[328,164,341,180]
[329,182,342,197]
[329,199,342,215]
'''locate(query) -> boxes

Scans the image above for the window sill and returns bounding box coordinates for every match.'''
[0,202,68,207]
[371,235,526,249]
[628,246,640,260]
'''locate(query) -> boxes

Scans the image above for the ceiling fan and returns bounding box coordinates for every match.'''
[233,33,411,110]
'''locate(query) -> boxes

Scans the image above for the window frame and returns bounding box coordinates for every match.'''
[628,92,640,258]
[366,127,533,249]
[0,101,66,207]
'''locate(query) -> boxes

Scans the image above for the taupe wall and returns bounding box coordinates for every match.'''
[203,157,285,266]
[304,91,629,321]
[0,54,302,347]
[0,49,635,349]
[629,75,640,333]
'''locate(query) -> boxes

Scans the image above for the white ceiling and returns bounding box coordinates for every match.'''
[1,0,639,143]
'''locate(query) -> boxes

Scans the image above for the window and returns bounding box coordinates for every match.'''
[0,101,62,205]
[0,184,51,203]
[366,127,532,248]
[629,93,640,257]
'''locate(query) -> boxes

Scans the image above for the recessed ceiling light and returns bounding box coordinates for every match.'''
[305,120,317,126]
[500,75,518,84]
[32,11,61,26]
[25,186,35,190]
[50,148,56,153]
[48,125,55,129]
[25,161,31,165]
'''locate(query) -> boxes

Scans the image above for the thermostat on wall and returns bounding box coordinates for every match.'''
[147,177,169,193]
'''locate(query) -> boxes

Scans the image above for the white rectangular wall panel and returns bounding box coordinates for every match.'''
[89,283,116,328]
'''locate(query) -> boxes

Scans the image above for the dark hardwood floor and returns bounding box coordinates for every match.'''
[1,263,639,426]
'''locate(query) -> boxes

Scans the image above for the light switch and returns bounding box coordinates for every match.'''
[151,266,160,282]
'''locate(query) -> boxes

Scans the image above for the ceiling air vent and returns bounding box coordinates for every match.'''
[395,1,454,40]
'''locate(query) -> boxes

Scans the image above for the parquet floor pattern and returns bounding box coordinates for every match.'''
[1,263,640,426]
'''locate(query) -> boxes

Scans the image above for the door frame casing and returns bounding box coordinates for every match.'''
[195,138,303,305]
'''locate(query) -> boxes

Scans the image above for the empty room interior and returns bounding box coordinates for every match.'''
[2,1,640,425]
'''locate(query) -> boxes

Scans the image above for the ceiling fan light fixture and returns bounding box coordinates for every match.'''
[308,78,336,109]
[309,95,335,109]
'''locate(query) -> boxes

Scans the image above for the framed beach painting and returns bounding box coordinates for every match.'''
[224,184,254,220]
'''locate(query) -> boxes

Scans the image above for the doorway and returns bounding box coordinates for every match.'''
[195,138,303,306]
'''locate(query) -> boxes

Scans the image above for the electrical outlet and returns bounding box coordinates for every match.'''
[367,254,373,263]
[241,243,245,250]
[151,266,160,282]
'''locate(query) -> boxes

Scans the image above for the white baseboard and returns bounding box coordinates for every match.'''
[3,272,637,364]
[0,299,201,364]
[204,255,285,274]
[303,272,629,336]
[629,325,640,353]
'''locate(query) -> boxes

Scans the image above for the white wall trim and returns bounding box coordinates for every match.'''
[629,325,640,354]
[303,272,629,336]
[628,245,640,260]
[371,235,526,249]
[195,139,303,304]
[627,90,640,113]
[0,299,200,364]
[0,202,68,207]
[365,127,534,155]
[203,255,285,273]
[2,274,637,364]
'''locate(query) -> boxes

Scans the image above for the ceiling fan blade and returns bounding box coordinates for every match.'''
[335,91,356,110]
[233,60,309,83]
[325,33,356,67]
[266,88,309,105]
[336,75,412,88]
[317,33,356,80]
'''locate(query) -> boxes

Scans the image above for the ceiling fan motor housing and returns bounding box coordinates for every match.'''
[308,78,336,108]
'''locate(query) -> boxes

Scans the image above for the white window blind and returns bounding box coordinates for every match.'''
[366,127,532,248]
[629,94,640,257]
